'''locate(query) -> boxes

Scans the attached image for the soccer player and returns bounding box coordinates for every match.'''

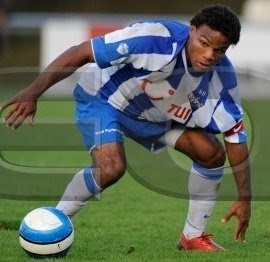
[1,5,251,252]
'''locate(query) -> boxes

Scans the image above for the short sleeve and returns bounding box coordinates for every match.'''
[213,57,247,143]
[91,22,176,71]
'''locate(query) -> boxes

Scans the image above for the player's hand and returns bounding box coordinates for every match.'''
[221,200,251,242]
[0,88,37,129]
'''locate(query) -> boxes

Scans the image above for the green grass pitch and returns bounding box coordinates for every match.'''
[0,100,270,261]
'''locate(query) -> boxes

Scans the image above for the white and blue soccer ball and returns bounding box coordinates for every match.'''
[19,207,74,258]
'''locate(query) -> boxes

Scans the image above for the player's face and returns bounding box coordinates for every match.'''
[186,24,231,72]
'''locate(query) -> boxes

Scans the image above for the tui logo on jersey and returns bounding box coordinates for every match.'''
[167,104,192,121]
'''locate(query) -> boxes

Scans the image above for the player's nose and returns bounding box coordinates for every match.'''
[203,49,215,63]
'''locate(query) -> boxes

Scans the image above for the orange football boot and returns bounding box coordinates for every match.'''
[177,233,226,252]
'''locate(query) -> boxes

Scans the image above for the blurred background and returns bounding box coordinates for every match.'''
[0,0,270,97]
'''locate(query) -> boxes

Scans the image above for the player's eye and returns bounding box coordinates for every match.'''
[216,49,225,55]
[199,39,208,47]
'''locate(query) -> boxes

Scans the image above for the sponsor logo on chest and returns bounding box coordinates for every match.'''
[167,103,192,121]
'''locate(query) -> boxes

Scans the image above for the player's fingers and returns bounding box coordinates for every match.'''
[6,108,25,128]
[234,221,246,241]
[0,99,15,112]
[221,209,235,223]
[28,113,35,127]
[10,115,24,129]
[234,224,241,240]
[11,111,28,129]
[239,226,247,242]
[3,104,20,122]
[239,219,249,242]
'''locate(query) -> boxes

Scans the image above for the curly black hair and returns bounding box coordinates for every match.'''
[190,5,241,45]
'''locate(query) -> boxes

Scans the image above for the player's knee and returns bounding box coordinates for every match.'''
[210,147,226,167]
[99,159,126,187]
[200,147,226,168]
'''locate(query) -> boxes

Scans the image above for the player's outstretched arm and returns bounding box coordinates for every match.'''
[221,141,251,242]
[0,41,94,129]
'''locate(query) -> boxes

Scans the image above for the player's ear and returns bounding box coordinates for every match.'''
[189,25,197,37]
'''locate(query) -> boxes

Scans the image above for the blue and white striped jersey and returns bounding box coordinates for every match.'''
[78,19,246,143]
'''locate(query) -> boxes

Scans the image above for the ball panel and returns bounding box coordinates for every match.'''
[19,227,73,245]
[19,220,73,244]
[19,207,73,244]
[42,207,73,229]
[24,208,62,231]
[23,247,71,259]
[19,230,74,255]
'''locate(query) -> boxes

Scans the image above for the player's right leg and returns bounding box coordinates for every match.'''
[91,142,126,189]
[56,142,126,217]
[56,84,127,217]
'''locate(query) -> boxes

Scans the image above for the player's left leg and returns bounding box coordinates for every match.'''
[159,127,226,251]
[175,129,226,251]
